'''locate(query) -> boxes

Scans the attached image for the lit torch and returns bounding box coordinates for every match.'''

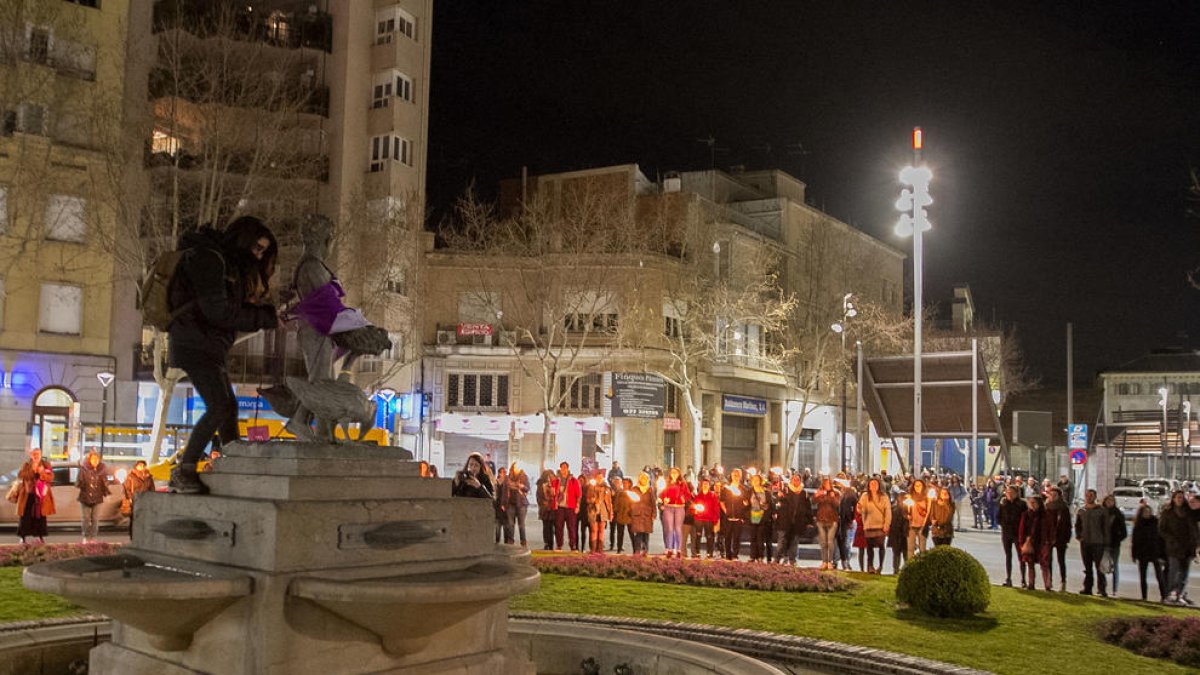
[656,477,667,493]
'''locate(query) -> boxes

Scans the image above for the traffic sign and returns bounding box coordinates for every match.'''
[1068,424,1087,451]
[1070,449,1087,466]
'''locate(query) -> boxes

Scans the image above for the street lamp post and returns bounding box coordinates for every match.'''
[96,371,115,455]
[896,128,932,474]
[831,293,857,472]
[1158,385,1170,478]
[1184,400,1192,480]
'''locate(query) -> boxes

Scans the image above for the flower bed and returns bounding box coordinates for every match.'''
[0,542,122,568]
[1099,616,1200,668]
[533,554,855,593]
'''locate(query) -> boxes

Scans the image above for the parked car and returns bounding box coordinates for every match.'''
[1112,486,1162,520]
[0,462,124,529]
[1140,477,1182,495]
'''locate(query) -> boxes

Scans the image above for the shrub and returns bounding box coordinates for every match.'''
[0,542,122,568]
[1099,616,1200,668]
[533,554,855,593]
[895,546,990,617]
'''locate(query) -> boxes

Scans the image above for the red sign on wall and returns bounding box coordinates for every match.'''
[456,323,493,336]
[663,417,681,431]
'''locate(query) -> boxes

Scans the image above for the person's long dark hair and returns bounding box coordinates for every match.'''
[222,216,278,301]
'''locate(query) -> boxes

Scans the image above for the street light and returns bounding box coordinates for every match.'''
[832,292,857,472]
[96,371,115,456]
[896,129,932,473]
[1158,385,1170,478]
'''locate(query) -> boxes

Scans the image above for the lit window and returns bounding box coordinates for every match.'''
[39,283,82,335]
[45,194,87,242]
[151,130,180,155]
[447,373,509,410]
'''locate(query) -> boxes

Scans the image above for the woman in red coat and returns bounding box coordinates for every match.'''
[690,478,721,558]
[1017,495,1044,590]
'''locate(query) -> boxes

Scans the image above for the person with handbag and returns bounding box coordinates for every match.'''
[1040,486,1073,592]
[122,460,155,537]
[856,478,890,574]
[906,479,931,559]
[1100,493,1127,594]
[1074,489,1110,596]
[1018,495,1045,590]
[16,449,54,545]
[929,487,956,547]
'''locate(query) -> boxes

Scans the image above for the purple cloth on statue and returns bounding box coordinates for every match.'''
[292,281,347,336]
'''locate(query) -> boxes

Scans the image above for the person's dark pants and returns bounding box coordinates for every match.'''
[577,509,590,549]
[749,523,767,561]
[609,520,618,549]
[1001,533,1018,581]
[988,502,999,528]
[178,360,239,466]
[615,523,631,552]
[682,522,695,557]
[723,519,743,559]
[541,517,555,550]
[774,528,796,564]
[1052,543,1068,585]
[836,520,852,565]
[632,531,649,555]
[764,523,774,561]
[866,537,886,570]
[693,521,716,557]
[890,545,907,573]
[555,507,578,550]
[1168,555,1192,598]
[1137,558,1166,601]
[1081,543,1107,594]
[505,504,527,545]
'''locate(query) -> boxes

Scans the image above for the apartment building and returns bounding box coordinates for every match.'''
[0,0,131,468]
[421,164,905,478]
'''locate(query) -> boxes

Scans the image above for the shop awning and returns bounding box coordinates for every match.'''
[861,349,1010,473]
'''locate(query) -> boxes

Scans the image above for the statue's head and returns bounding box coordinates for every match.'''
[301,214,333,257]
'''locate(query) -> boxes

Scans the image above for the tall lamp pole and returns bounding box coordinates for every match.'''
[896,127,932,474]
[831,293,857,472]
[96,371,115,455]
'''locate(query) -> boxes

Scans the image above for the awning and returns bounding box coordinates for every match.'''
[861,349,1010,473]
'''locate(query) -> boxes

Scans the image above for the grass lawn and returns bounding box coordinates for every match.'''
[512,570,1195,675]
[0,567,81,623]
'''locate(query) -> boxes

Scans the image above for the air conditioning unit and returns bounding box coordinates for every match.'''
[471,334,491,346]
[436,330,456,346]
[700,427,713,442]
[499,331,517,346]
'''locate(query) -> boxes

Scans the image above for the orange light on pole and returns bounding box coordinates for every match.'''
[912,127,923,150]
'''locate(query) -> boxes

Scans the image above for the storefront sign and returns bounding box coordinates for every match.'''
[456,323,493,336]
[610,372,666,418]
[663,417,682,431]
[722,394,767,416]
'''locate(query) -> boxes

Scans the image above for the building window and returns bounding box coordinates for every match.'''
[151,130,180,155]
[447,373,509,410]
[45,194,86,242]
[1117,382,1142,396]
[558,374,601,413]
[395,72,412,102]
[38,283,82,335]
[665,385,679,416]
[65,0,100,8]
[0,186,8,233]
[564,312,618,333]
[26,26,50,65]
[663,430,678,468]
[371,70,412,108]
[368,134,413,172]
[375,6,415,45]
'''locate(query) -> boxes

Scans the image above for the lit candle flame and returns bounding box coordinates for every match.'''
[626,490,641,502]
[694,503,705,513]
[903,498,915,508]
[589,479,596,486]
[770,466,783,475]
[728,484,742,496]
[656,477,667,492]
[746,467,758,476]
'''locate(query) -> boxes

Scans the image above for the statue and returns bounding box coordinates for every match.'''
[260,215,392,442]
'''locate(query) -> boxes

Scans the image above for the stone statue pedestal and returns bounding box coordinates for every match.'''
[24,442,538,675]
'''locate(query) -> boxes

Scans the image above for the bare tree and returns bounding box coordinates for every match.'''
[440,175,651,469]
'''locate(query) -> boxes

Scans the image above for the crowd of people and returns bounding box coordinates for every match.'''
[450,455,1200,605]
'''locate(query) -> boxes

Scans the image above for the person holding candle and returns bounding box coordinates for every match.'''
[906,479,931,559]
[691,478,720,559]
[536,469,557,550]
[613,477,634,554]
[16,449,54,545]
[813,478,841,570]
[929,487,956,547]
[553,462,582,552]
[628,472,657,556]
[747,473,772,562]
[773,472,814,566]
[719,468,749,560]
[586,469,614,554]
[658,467,691,558]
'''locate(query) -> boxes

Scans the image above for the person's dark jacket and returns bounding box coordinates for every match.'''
[887,501,909,548]
[1131,514,1166,562]
[506,470,529,510]
[839,489,859,527]
[773,486,813,535]
[168,227,277,365]
[1018,508,1043,558]
[1040,499,1072,548]
[1074,504,1109,546]
[720,483,750,521]
[75,461,110,506]
[1158,504,1199,560]
[628,485,656,534]
[1106,505,1127,547]
[997,496,1027,537]
[451,470,493,499]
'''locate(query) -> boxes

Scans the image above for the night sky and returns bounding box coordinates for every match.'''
[426,1,1200,385]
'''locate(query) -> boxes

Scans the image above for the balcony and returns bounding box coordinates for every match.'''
[152,1,333,53]
[148,67,330,117]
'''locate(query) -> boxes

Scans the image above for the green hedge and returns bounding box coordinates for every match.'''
[895,546,990,617]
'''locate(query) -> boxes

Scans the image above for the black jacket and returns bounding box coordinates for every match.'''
[998,496,1027,537]
[1159,504,1199,560]
[1131,515,1166,562]
[168,227,277,365]
[773,487,813,535]
[75,461,110,506]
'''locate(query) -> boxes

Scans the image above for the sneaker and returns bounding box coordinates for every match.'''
[1183,595,1196,606]
[1002,579,1012,587]
[168,465,209,495]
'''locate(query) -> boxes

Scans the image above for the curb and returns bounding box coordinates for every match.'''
[510,611,994,675]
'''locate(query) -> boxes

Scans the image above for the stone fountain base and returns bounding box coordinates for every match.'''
[23,442,538,675]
